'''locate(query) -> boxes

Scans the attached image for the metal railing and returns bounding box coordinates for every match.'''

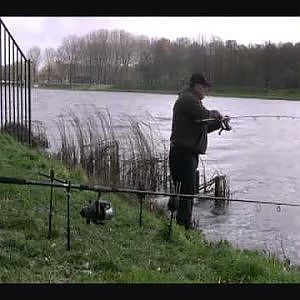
[0,18,31,146]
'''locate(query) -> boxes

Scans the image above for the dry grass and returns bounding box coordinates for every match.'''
[54,107,170,192]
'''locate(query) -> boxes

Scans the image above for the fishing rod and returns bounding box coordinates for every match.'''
[200,114,300,123]
[1,175,300,208]
[197,114,300,134]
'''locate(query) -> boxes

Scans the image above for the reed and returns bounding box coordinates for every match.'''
[54,108,170,193]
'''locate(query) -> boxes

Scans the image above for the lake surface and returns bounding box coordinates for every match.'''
[32,88,300,265]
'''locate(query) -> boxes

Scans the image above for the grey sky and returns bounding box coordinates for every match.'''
[2,16,300,55]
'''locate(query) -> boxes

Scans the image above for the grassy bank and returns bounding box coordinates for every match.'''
[1,133,300,283]
[209,86,300,101]
[36,83,300,100]
[36,83,178,95]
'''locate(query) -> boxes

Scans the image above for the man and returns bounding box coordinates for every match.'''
[169,73,229,229]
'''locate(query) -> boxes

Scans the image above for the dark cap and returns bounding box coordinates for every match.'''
[189,73,211,87]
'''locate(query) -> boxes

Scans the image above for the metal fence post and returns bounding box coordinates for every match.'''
[48,169,54,239]
[66,180,71,251]
[0,18,31,147]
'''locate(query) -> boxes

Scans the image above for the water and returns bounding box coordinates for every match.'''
[32,88,300,265]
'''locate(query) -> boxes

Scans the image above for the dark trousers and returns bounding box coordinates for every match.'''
[169,143,199,228]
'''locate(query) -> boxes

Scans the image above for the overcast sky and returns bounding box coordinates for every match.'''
[2,16,300,55]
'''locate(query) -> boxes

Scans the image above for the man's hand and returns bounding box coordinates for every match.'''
[222,115,231,122]
[218,116,232,135]
[209,110,223,120]
[209,110,231,122]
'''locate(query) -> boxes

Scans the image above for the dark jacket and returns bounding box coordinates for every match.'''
[170,87,221,155]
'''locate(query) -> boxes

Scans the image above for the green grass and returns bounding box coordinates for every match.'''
[209,86,300,101]
[36,83,300,100]
[1,133,300,283]
[37,83,177,95]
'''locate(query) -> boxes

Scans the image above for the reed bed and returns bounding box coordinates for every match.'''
[1,107,225,204]
[54,107,171,192]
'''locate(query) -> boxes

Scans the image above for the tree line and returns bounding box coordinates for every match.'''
[26,29,300,90]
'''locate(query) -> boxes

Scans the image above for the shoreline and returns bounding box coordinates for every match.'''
[34,84,300,101]
[1,132,300,282]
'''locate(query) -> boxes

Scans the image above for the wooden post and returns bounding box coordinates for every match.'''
[213,175,226,214]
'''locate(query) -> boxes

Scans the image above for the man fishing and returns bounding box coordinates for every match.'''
[169,73,230,229]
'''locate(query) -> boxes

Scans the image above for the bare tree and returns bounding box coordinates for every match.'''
[58,35,80,86]
[27,46,41,83]
[42,47,56,83]
[34,27,300,91]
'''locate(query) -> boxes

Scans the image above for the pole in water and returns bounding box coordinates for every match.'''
[48,169,54,239]
[66,180,71,251]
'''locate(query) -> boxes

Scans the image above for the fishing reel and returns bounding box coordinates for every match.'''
[219,116,232,135]
[80,198,114,225]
